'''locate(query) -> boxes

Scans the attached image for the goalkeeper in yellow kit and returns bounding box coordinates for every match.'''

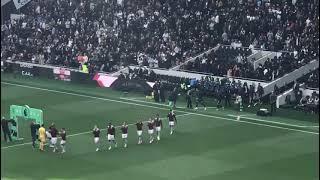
[38,124,46,151]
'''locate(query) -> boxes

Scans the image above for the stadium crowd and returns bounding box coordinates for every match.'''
[292,82,319,113]
[126,67,268,109]
[183,46,318,81]
[1,0,319,75]
[297,69,319,89]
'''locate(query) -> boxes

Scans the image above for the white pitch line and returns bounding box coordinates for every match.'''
[227,114,319,128]
[1,82,319,135]
[1,113,192,150]
[121,97,214,109]
[120,97,174,107]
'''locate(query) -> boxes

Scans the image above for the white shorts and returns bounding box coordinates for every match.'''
[148,129,154,134]
[94,137,99,144]
[51,137,57,145]
[122,134,128,139]
[60,140,66,145]
[46,131,51,138]
[107,134,115,141]
[156,126,161,132]
[169,121,175,126]
[137,130,142,136]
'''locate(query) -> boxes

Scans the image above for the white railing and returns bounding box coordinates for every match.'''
[170,45,221,70]
[127,65,268,88]
[264,60,319,96]
[276,87,319,108]
[253,52,277,70]
[5,60,82,72]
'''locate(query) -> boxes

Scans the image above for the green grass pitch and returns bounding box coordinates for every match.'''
[1,74,319,180]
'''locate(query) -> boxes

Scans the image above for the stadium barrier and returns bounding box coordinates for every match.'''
[276,88,319,108]
[3,60,86,83]
[264,60,319,96]
[3,60,151,92]
[3,60,318,99]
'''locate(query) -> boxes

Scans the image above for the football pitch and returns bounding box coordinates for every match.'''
[1,74,319,180]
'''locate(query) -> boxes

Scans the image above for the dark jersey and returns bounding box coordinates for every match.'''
[167,113,176,122]
[60,131,66,140]
[48,126,52,133]
[136,122,143,131]
[121,125,128,134]
[30,123,40,136]
[196,90,204,100]
[107,126,115,135]
[93,128,100,137]
[155,118,162,127]
[147,122,154,130]
[1,119,9,131]
[50,127,58,137]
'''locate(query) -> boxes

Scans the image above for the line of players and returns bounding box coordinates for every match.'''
[33,122,67,153]
[92,110,177,152]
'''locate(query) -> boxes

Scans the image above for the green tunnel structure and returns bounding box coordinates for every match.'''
[9,105,43,141]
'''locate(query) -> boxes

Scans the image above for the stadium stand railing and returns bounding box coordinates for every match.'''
[127,65,268,89]
[170,45,221,71]
[253,52,279,70]
[264,60,319,96]
[276,87,319,108]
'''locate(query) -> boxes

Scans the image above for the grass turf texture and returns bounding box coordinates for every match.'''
[1,73,319,180]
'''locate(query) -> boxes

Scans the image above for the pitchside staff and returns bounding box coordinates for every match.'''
[195,88,206,110]
[1,117,12,142]
[30,122,40,148]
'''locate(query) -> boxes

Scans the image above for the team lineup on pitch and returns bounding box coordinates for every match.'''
[1,81,318,152]
[1,78,318,180]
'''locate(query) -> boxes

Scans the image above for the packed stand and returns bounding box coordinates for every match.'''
[181,0,320,80]
[1,0,319,74]
[126,67,267,109]
[296,69,319,89]
[288,81,319,113]
[182,46,255,78]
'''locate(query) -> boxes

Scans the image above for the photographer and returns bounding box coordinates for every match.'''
[270,91,277,116]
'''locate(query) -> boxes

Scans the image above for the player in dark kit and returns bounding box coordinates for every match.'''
[167,110,177,135]
[195,88,206,110]
[50,123,58,152]
[30,122,40,148]
[154,114,163,141]
[93,125,100,151]
[60,128,66,153]
[147,119,155,144]
[121,122,128,148]
[107,123,117,150]
[136,121,143,144]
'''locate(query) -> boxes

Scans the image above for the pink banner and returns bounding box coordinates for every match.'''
[93,73,118,87]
